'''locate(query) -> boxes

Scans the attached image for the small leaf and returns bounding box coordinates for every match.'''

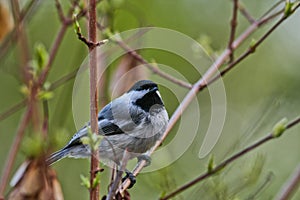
[249,38,257,49]
[272,118,288,138]
[34,43,49,70]
[37,90,54,100]
[80,174,90,189]
[284,1,294,17]
[80,136,90,145]
[21,134,47,158]
[73,15,81,34]
[207,155,214,173]
[20,84,30,96]
[92,172,101,188]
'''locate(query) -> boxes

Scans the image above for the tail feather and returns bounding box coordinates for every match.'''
[46,148,69,165]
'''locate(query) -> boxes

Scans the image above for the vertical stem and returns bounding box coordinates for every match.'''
[88,0,100,200]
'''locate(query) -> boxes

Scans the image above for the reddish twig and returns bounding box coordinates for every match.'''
[87,0,100,199]
[228,0,239,62]
[55,0,65,23]
[41,100,49,137]
[36,24,68,88]
[275,163,300,200]
[11,0,32,84]
[0,100,27,122]
[237,1,256,23]
[160,117,300,200]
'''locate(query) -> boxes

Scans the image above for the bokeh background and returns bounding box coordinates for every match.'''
[1,0,300,199]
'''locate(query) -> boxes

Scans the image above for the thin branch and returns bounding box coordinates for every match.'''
[260,0,285,20]
[160,117,300,200]
[0,100,26,122]
[113,39,193,89]
[42,100,49,137]
[55,0,66,22]
[275,163,300,200]
[228,0,239,62]
[36,24,68,88]
[11,0,32,84]
[237,1,256,23]
[118,2,300,193]
[0,105,33,197]
[76,30,107,48]
[203,3,300,91]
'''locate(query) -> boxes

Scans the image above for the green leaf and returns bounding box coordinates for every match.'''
[37,90,54,100]
[92,172,101,188]
[249,38,257,49]
[73,15,81,34]
[21,134,47,158]
[20,84,30,97]
[80,174,90,189]
[272,118,288,138]
[34,43,49,70]
[80,127,102,151]
[284,1,294,17]
[207,155,214,173]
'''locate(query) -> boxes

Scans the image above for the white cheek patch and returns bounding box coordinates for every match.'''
[156,90,162,99]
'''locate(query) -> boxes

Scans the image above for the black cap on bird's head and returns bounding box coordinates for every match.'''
[128,80,164,112]
[127,80,158,93]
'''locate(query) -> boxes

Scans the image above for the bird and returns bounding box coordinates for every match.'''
[46,80,169,181]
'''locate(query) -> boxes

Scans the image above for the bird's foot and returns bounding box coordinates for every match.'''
[122,171,136,189]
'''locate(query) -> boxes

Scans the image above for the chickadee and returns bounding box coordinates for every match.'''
[47,80,169,172]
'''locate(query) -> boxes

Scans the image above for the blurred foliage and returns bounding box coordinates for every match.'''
[1,0,300,199]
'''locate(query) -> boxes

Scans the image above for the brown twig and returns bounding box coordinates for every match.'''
[113,39,193,89]
[118,1,300,193]
[260,0,285,20]
[88,0,100,199]
[55,0,65,23]
[228,0,239,63]
[36,25,68,88]
[11,0,32,84]
[160,117,300,200]
[76,31,107,48]
[203,3,300,91]
[0,100,27,122]
[237,1,256,23]
[275,163,300,200]
[41,100,49,137]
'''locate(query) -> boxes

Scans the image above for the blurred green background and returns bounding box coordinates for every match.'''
[1,0,300,199]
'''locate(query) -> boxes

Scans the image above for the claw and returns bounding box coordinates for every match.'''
[122,171,136,189]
